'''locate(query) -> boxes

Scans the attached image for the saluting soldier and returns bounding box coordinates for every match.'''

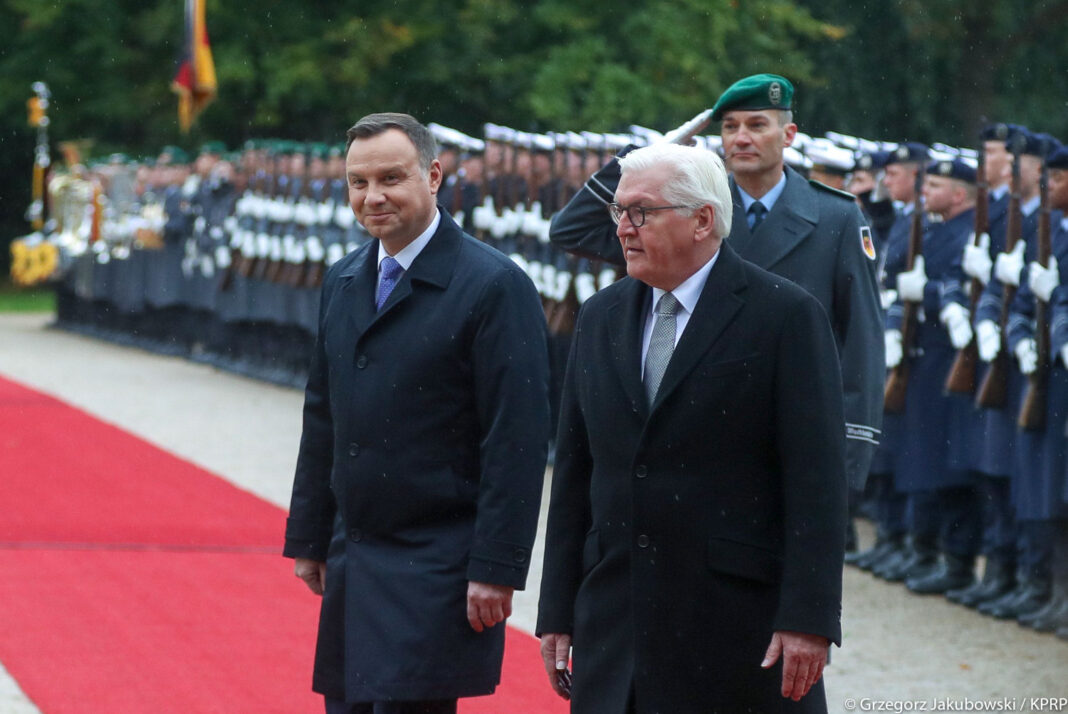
[549,74,884,554]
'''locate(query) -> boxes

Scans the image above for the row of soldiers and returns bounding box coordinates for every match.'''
[26,117,1068,641]
[846,125,1068,641]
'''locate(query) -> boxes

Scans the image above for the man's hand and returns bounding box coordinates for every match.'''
[977,320,1001,363]
[761,631,829,702]
[896,256,927,302]
[1029,256,1060,303]
[294,558,326,596]
[994,241,1026,287]
[1015,338,1038,375]
[466,581,514,632]
[962,233,992,285]
[885,329,903,368]
[540,633,573,700]
[939,302,973,350]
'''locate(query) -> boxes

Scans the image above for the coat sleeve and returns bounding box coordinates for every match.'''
[466,266,552,590]
[283,271,339,561]
[535,306,593,635]
[772,293,847,645]
[833,200,885,487]
[548,155,627,266]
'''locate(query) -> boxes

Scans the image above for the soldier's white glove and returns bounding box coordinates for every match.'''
[994,241,1026,287]
[880,289,898,311]
[962,233,992,285]
[896,256,928,302]
[1061,344,1068,370]
[885,329,903,369]
[976,320,1001,363]
[1028,256,1060,303]
[1015,338,1038,375]
[940,302,973,350]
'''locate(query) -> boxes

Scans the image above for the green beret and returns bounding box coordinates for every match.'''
[199,140,227,155]
[711,73,794,121]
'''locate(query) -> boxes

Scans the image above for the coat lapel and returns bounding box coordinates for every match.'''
[339,211,461,345]
[651,243,747,412]
[729,167,817,271]
[606,277,651,417]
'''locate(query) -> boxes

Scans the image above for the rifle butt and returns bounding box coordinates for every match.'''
[884,369,908,414]
[1017,377,1048,431]
[944,342,978,395]
[975,353,1009,409]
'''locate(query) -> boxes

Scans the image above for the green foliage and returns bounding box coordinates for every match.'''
[2,0,1068,270]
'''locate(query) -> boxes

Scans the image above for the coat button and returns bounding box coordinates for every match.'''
[356,355,369,369]
[635,465,648,479]
[513,548,528,564]
[348,443,360,457]
[637,534,650,548]
[349,528,362,542]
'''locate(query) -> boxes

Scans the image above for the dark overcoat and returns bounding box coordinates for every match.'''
[550,156,883,490]
[536,243,847,713]
[284,212,551,703]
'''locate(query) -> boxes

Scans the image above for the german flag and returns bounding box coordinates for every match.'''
[171,0,217,132]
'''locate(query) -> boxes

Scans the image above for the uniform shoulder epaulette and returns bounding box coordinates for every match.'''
[808,179,855,202]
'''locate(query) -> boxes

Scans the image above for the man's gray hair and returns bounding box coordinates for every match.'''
[618,143,733,238]
[346,113,438,173]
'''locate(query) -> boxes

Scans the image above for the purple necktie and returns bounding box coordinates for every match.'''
[376,256,404,310]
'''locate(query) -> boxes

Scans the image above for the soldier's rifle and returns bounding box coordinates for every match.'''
[884,164,927,413]
[944,136,988,394]
[1019,142,1053,429]
[976,132,1026,409]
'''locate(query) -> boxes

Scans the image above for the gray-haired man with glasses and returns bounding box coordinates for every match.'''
[537,142,846,713]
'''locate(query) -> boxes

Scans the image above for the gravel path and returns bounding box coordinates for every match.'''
[1,313,1065,712]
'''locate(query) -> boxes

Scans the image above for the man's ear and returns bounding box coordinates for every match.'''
[428,159,443,195]
[694,204,717,243]
[782,122,798,149]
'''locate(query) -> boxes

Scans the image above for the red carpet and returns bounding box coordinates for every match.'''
[0,376,566,713]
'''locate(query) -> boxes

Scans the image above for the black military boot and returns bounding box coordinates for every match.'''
[1020,527,1068,631]
[847,535,898,570]
[946,559,1016,608]
[882,540,938,583]
[979,578,1051,619]
[870,540,910,578]
[906,552,976,594]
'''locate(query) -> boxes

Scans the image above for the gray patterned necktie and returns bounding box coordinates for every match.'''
[644,292,680,404]
[376,256,404,310]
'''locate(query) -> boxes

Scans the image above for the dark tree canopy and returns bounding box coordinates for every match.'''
[3,0,1067,268]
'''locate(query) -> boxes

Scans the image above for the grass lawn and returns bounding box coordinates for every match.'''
[0,280,56,313]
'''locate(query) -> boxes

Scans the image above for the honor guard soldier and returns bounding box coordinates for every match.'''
[972,127,1056,619]
[549,74,885,555]
[861,143,931,578]
[1010,139,1068,634]
[885,157,981,594]
[946,123,1022,608]
[1025,143,1068,637]
[805,137,855,191]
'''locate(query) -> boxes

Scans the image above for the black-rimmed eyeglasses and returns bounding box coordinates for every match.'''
[607,202,693,228]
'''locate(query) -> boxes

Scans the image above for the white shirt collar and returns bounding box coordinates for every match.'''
[377,209,441,271]
[1021,195,1041,217]
[989,184,1009,201]
[650,248,721,320]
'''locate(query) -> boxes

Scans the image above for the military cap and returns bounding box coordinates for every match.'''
[980,123,1012,142]
[1047,144,1068,170]
[711,73,794,121]
[887,142,929,165]
[1030,132,1063,157]
[166,147,191,164]
[329,144,345,159]
[926,157,977,184]
[855,150,891,171]
[805,138,854,174]
[199,141,227,156]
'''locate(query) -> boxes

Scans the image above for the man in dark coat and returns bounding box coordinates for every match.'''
[548,74,883,552]
[537,143,847,713]
[283,113,551,713]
